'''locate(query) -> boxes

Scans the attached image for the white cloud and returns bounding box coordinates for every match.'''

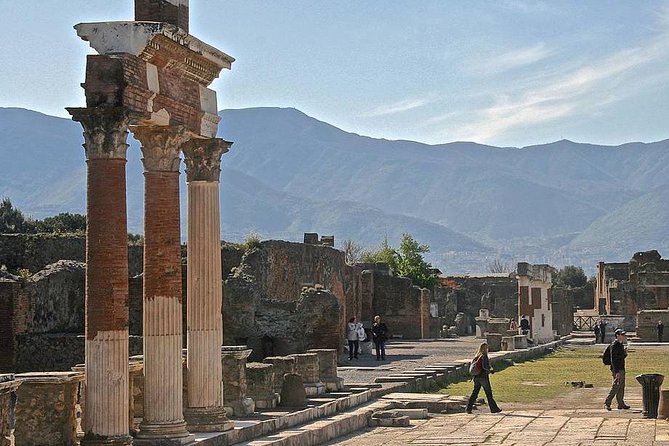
[469,42,554,74]
[359,97,432,118]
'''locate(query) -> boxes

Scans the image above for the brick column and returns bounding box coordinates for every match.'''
[132,126,193,444]
[67,107,132,446]
[182,138,233,432]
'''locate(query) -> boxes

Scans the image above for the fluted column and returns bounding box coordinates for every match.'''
[132,126,193,444]
[67,107,132,446]
[182,138,233,432]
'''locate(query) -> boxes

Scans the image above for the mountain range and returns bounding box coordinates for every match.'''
[1,106,668,274]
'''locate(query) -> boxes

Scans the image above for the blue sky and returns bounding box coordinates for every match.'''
[1,1,668,147]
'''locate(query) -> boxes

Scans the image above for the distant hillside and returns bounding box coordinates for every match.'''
[1,106,668,273]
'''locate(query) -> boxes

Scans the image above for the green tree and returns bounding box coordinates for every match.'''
[362,234,438,289]
[34,213,86,234]
[394,233,438,289]
[0,198,35,233]
[553,265,588,288]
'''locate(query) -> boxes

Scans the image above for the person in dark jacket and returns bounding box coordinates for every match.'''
[599,320,607,344]
[658,321,664,343]
[520,315,530,335]
[466,342,501,414]
[371,315,388,361]
[593,322,601,343]
[604,329,630,410]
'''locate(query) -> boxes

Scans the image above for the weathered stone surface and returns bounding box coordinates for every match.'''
[224,241,346,360]
[14,372,83,446]
[0,375,20,446]
[245,363,278,409]
[279,373,307,408]
[307,348,344,391]
[291,353,325,396]
[486,333,503,352]
[262,356,296,395]
[221,347,253,416]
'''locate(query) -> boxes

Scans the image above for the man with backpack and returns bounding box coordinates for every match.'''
[603,329,630,411]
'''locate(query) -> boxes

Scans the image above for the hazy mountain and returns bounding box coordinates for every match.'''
[1,106,668,273]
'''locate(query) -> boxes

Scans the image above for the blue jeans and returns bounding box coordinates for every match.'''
[348,340,359,359]
[467,374,500,412]
[374,340,386,360]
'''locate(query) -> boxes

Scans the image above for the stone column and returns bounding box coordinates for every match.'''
[420,288,430,339]
[0,374,19,446]
[182,138,233,432]
[221,346,254,416]
[67,107,132,446]
[132,126,193,444]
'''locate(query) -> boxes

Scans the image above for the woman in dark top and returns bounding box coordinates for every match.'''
[371,315,388,361]
[466,342,502,414]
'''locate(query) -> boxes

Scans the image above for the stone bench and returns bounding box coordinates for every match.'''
[290,353,325,396]
[14,371,84,446]
[307,348,344,392]
[263,355,296,395]
[246,363,279,409]
[0,374,20,446]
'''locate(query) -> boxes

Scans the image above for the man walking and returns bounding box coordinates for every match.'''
[604,329,630,411]
[599,320,607,344]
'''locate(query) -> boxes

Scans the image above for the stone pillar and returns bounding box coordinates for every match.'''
[182,138,233,432]
[290,353,325,396]
[67,107,132,446]
[0,374,19,446]
[262,356,296,395]
[14,372,84,446]
[420,288,430,339]
[132,126,193,444]
[245,363,278,409]
[306,349,343,391]
[221,346,254,417]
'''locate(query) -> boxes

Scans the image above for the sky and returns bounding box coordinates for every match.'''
[1,1,668,147]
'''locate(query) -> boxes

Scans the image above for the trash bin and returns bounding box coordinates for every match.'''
[636,373,664,418]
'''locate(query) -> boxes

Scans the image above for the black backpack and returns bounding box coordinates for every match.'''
[602,344,612,366]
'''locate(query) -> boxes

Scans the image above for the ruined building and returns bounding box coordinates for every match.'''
[517,262,555,343]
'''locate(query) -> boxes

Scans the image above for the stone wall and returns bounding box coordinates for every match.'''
[369,273,422,339]
[517,262,555,343]
[636,310,669,341]
[551,287,575,336]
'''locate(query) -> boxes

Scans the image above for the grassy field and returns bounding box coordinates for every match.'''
[439,346,669,403]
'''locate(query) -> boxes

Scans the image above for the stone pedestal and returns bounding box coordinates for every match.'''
[245,363,278,409]
[501,336,515,351]
[513,335,529,349]
[0,374,20,446]
[14,372,84,446]
[486,333,503,352]
[263,356,296,396]
[290,353,325,396]
[487,318,511,335]
[658,389,669,420]
[221,346,254,416]
[280,374,307,408]
[474,317,488,339]
[183,138,233,433]
[134,126,193,445]
[306,349,343,392]
[68,107,132,446]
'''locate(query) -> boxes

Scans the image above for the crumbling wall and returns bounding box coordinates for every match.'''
[370,273,422,339]
[223,241,346,360]
[517,262,555,343]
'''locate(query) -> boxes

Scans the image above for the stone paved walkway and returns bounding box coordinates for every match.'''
[328,409,669,445]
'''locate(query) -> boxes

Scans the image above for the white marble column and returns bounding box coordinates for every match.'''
[132,126,193,444]
[182,138,233,432]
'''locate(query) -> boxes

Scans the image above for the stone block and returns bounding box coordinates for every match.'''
[263,355,296,395]
[307,348,344,391]
[513,334,529,349]
[221,346,253,416]
[501,336,515,351]
[246,362,278,410]
[280,373,307,408]
[486,333,503,352]
[369,411,410,427]
[0,374,20,446]
[290,353,326,396]
[14,372,83,446]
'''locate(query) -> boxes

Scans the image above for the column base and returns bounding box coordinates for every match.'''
[81,433,133,446]
[184,407,234,433]
[135,420,194,445]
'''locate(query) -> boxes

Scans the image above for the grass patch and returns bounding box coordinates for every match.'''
[440,346,669,403]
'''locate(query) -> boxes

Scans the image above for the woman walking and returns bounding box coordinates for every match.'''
[466,342,502,414]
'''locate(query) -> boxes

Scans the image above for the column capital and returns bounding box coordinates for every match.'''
[182,138,232,182]
[133,125,189,173]
[66,107,130,160]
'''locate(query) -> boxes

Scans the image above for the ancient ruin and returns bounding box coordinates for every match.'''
[517,262,555,343]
